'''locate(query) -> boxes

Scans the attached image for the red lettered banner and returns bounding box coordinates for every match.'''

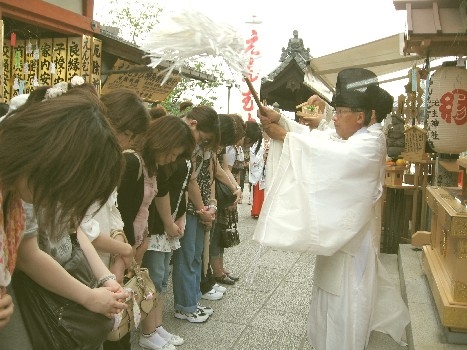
[241,26,261,122]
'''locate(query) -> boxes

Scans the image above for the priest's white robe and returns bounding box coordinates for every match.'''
[253,118,410,350]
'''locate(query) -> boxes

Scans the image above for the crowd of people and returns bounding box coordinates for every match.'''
[0,82,265,350]
[0,67,412,350]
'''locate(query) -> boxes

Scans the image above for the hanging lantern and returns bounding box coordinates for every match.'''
[427,66,467,154]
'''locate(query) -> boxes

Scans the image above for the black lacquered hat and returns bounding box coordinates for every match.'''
[331,68,378,109]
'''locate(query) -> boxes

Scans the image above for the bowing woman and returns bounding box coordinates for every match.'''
[0,83,127,349]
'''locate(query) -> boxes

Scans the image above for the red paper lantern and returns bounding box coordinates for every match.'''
[427,67,467,154]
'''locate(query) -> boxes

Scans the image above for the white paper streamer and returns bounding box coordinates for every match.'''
[141,10,249,84]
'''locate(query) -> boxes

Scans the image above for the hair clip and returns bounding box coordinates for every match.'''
[44,82,68,100]
[70,75,85,87]
[43,76,85,101]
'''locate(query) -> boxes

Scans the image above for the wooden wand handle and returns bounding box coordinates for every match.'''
[244,77,266,115]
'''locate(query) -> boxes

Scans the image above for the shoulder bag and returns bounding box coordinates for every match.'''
[107,253,158,341]
[215,180,236,209]
[219,209,240,248]
[12,234,114,350]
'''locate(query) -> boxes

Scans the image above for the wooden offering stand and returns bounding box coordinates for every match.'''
[295,101,318,126]
[423,162,467,333]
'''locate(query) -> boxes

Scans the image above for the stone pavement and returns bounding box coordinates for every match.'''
[132,187,408,350]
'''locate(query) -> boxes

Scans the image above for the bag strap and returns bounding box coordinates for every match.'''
[172,160,191,220]
[125,258,141,279]
[229,210,238,229]
[123,149,143,181]
[192,147,204,178]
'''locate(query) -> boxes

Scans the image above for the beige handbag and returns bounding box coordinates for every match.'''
[107,232,158,341]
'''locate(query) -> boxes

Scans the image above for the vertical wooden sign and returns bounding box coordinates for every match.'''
[91,37,102,93]
[2,38,11,102]
[39,38,53,86]
[67,37,82,81]
[52,38,67,84]
[24,39,37,94]
[0,21,3,102]
[11,41,25,97]
[81,35,92,83]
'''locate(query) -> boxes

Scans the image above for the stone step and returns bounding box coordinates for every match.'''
[398,244,467,350]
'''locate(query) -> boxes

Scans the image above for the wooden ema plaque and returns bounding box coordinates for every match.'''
[424,186,467,331]
[401,125,428,162]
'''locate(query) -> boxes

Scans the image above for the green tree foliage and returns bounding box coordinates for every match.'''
[161,60,225,115]
[96,0,225,110]
[103,0,161,46]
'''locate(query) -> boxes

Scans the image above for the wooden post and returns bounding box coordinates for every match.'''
[411,162,420,234]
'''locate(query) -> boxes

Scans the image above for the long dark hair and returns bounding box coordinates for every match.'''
[0,88,124,236]
[218,114,236,147]
[137,116,196,177]
[100,88,150,135]
[185,105,220,151]
[245,120,263,154]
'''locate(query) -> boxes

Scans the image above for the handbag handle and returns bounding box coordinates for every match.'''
[129,259,141,276]
[228,210,238,230]
[126,259,155,303]
[124,259,141,281]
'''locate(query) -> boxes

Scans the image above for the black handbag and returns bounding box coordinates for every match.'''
[12,234,114,350]
[219,210,240,248]
[215,180,236,209]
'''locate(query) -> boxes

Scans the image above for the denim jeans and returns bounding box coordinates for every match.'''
[142,249,172,293]
[171,213,204,313]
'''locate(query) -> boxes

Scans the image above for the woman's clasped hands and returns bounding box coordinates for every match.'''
[83,280,128,319]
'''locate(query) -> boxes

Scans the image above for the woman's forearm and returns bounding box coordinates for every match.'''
[154,194,175,229]
[16,235,92,306]
[91,234,132,257]
[77,228,112,281]
[187,176,205,210]
[219,155,238,188]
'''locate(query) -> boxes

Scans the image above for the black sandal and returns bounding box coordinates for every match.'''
[214,274,235,285]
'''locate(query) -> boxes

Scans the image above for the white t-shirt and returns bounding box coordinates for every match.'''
[225,145,244,167]
[80,188,124,267]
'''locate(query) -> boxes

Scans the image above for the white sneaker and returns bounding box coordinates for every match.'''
[139,334,176,350]
[201,288,223,300]
[164,334,184,346]
[156,327,185,346]
[174,309,209,323]
[212,283,227,294]
[197,303,214,315]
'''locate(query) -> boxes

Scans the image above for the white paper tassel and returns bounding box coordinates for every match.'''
[141,10,248,85]
[26,40,32,54]
[33,41,39,61]
[13,77,20,90]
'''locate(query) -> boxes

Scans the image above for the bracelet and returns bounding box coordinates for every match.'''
[236,185,241,190]
[97,273,116,287]
[110,229,128,243]
[207,204,218,212]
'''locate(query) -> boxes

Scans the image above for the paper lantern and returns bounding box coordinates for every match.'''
[426,67,467,154]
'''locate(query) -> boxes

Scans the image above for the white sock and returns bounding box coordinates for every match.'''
[156,325,172,340]
[142,331,168,348]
